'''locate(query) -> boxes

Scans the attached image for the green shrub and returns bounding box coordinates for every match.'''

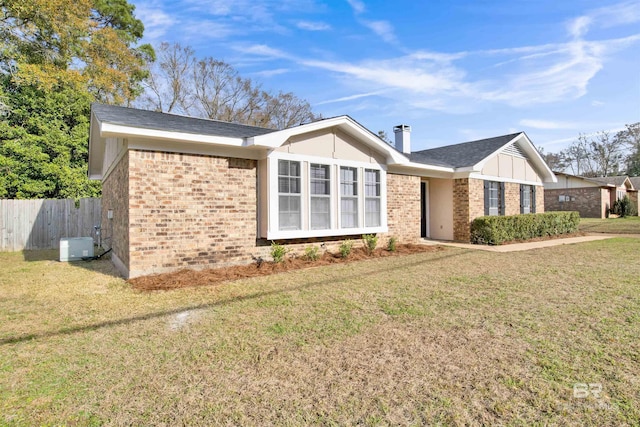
[387,236,397,252]
[270,241,289,263]
[304,245,320,261]
[362,234,378,254]
[339,239,353,258]
[612,195,637,217]
[470,211,580,245]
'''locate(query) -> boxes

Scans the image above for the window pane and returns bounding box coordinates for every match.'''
[311,197,330,229]
[279,195,301,230]
[341,198,358,228]
[278,160,289,176]
[310,164,329,179]
[278,177,289,193]
[340,167,358,196]
[310,164,330,195]
[365,198,380,227]
[289,161,300,177]
[289,177,300,194]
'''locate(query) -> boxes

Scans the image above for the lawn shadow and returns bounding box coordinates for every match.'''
[0,248,472,346]
[20,248,122,279]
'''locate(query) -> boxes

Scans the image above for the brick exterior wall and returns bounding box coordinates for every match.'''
[544,187,607,218]
[101,152,129,271]
[453,178,470,241]
[386,173,421,243]
[453,178,486,241]
[504,182,521,216]
[127,150,259,277]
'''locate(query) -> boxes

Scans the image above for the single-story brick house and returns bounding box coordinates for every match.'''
[545,172,638,218]
[88,104,556,278]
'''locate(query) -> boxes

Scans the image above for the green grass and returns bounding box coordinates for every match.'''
[1,240,640,425]
[579,217,640,234]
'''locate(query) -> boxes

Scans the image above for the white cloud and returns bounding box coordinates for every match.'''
[519,119,579,130]
[296,20,331,31]
[252,68,291,77]
[567,16,592,39]
[241,44,291,59]
[134,3,176,41]
[346,0,366,14]
[316,91,385,105]
[361,20,397,44]
[591,100,605,107]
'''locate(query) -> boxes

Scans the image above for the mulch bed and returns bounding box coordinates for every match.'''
[128,244,445,291]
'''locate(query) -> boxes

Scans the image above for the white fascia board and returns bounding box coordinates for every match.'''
[100,122,246,147]
[388,162,454,178]
[468,172,544,186]
[88,114,105,180]
[248,116,409,165]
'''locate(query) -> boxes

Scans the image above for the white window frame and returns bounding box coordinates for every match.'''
[267,153,387,239]
[277,159,302,231]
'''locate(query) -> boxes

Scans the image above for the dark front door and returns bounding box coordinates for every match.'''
[420,182,427,238]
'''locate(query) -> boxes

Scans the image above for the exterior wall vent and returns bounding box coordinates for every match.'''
[503,143,528,159]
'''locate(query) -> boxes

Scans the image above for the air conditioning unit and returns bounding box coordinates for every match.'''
[59,237,94,262]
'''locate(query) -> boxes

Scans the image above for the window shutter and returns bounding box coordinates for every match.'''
[484,181,490,216]
[519,185,524,214]
[532,185,537,213]
[499,182,505,215]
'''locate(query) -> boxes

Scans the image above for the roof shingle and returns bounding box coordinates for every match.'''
[91,103,276,139]
[409,133,522,168]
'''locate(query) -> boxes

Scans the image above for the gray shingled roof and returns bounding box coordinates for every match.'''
[410,133,521,168]
[629,176,640,190]
[588,175,630,187]
[91,103,276,139]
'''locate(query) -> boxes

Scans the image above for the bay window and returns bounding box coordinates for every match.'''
[267,156,387,239]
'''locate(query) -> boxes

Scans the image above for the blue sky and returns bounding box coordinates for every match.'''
[130,0,640,152]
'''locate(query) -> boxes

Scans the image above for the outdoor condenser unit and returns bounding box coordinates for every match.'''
[59,237,94,262]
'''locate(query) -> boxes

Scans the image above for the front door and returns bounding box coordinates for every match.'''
[420,181,429,238]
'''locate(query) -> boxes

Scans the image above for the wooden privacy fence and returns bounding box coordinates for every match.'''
[0,198,102,251]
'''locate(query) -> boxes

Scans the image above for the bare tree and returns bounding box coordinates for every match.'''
[137,42,319,130]
[588,131,624,177]
[139,42,195,114]
[537,146,566,171]
[616,123,640,175]
[562,135,595,176]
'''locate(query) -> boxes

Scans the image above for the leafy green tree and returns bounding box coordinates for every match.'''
[0,0,153,199]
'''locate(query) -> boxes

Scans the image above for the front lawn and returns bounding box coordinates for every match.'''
[580,216,640,234]
[1,239,639,425]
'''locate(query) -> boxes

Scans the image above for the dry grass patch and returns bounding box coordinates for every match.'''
[580,217,640,234]
[1,239,639,425]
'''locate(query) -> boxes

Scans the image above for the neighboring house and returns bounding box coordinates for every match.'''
[88,104,556,278]
[545,173,638,218]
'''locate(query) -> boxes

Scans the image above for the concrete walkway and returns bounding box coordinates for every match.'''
[422,233,631,252]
